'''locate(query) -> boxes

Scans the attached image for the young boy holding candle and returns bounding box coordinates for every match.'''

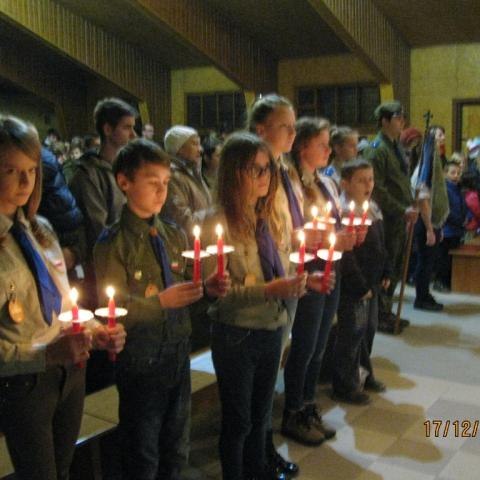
[332,158,391,405]
[94,138,229,480]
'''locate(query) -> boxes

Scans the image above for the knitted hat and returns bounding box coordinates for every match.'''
[467,137,480,159]
[400,127,422,147]
[374,101,404,120]
[164,125,197,156]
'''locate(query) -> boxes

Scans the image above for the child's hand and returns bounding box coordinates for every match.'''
[93,324,127,354]
[381,278,391,290]
[361,289,373,300]
[307,271,336,294]
[158,282,203,308]
[336,228,356,251]
[46,329,92,367]
[204,271,231,298]
[355,225,368,246]
[265,274,307,300]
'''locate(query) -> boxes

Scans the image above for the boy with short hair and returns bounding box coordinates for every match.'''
[434,161,466,291]
[94,138,228,480]
[332,158,391,405]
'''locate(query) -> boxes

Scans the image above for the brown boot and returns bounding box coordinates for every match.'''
[303,404,336,440]
[281,410,325,446]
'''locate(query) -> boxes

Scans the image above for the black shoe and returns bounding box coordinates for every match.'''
[414,294,443,312]
[268,450,299,478]
[244,468,288,480]
[332,390,371,405]
[364,378,386,393]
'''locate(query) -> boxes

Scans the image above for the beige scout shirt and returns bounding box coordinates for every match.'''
[0,209,74,376]
[203,212,288,331]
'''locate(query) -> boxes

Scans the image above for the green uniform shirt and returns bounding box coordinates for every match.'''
[94,205,192,354]
[364,132,413,221]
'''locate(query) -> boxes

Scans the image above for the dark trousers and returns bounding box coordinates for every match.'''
[414,220,441,301]
[284,278,341,411]
[0,366,85,480]
[116,339,191,480]
[380,218,407,316]
[435,236,462,288]
[211,322,282,480]
[333,292,379,394]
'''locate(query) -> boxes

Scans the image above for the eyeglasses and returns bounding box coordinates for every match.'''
[247,163,274,179]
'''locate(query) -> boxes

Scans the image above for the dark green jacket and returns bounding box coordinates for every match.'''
[364,132,413,221]
[94,206,191,356]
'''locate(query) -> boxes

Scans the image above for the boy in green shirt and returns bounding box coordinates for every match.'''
[94,138,228,480]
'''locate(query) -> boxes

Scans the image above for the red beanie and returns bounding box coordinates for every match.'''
[400,127,422,147]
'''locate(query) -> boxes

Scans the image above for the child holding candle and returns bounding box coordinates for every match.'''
[282,116,347,446]
[94,138,228,480]
[203,132,306,480]
[332,158,391,404]
[0,115,125,480]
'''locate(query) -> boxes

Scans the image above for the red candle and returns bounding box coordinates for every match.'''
[311,205,319,230]
[297,230,306,275]
[69,288,84,367]
[348,200,356,232]
[216,224,224,277]
[193,225,201,283]
[106,286,116,362]
[361,200,369,225]
[322,233,336,292]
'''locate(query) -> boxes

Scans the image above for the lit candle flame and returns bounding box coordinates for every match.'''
[193,225,201,239]
[69,287,79,304]
[215,224,223,238]
[106,286,115,299]
[349,200,355,212]
[298,230,305,245]
[311,205,318,219]
[362,200,369,212]
[329,232,336,247]
[325,202,332,214]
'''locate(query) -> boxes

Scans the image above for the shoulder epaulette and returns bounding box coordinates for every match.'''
[96,223,121,243]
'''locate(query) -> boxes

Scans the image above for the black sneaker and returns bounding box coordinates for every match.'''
[414,294,443,311]
[268,449,300,478]
[364,378,386,393]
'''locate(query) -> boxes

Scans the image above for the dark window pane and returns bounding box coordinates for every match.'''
[203,95,217,129]
[318,88,335,121]
[234,92,247,130]
[297,108,316,118]
[187,95,201,129]
[219,93,234,133]
[338,87,357,125]
[298,88,315,107]
[359,86,380,124]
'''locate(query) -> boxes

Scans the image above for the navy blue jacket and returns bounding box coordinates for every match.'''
[443,180,466,238]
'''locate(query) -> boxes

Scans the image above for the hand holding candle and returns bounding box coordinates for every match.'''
[321,233,336,292]
[193,225,201,284]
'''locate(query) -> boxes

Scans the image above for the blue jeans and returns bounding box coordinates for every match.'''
[116,339,191,480]
[333,292,379,394]
[211,322,282,480]
[414,220,441,301]
[284,275,341,411]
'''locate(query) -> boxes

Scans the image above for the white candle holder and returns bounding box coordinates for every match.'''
[94,307,128,318]
[303,222,327,231]
[317,249,343,262]
[181,250,210,259]
[58,309,94,323]
[205,245,235,255]
[289,252,315,264]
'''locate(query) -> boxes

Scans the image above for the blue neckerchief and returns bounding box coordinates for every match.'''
[149,227,174,288]
[255,219,285,281]
[279,168,304,229]
[10,223,61,325]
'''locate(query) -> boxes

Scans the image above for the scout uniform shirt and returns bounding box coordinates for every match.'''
[363,132,413,222]
[0,210,74,376]
[94,205,191,357]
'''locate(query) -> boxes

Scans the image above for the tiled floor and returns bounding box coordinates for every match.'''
[190,286,480,479]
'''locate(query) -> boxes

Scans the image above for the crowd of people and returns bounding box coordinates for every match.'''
[1,93,480,480]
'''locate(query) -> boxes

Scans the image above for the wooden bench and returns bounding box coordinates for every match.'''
[0,349,217,479]
[451,245,480,294]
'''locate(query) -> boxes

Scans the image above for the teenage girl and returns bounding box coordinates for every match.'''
[0,115,125,480]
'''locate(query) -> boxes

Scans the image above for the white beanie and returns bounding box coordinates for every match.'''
[164,125,197,156]
[468,137,480,160]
